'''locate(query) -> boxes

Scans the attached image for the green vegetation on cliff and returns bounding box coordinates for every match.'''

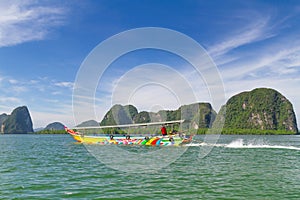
[36,129,67,134]
[133,111,151,123]
[99,104,138,134]
[219,88,298,134]
[100,104,138,126]
[179,103,216,129]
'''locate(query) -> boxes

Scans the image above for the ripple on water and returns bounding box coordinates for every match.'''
[0,134,300,199]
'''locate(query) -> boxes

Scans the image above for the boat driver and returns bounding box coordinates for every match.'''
[161,125,167,136]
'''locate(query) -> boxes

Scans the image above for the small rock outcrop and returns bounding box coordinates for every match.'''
[76,120,99,127]
[44,122,65,130]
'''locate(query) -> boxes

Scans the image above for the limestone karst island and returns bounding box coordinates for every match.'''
[0,88,298,135]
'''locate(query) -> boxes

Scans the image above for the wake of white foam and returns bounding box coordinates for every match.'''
[226,139,300,151]
[226,139,244,148]
[184,142,224,147]
[184,139,300,151]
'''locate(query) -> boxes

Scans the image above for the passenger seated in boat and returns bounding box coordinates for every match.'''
[171,130,177,135]
[161,125,167,136]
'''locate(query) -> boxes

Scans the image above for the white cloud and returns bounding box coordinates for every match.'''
[0,96,21,103]
[30,106,75,129]
[0,0,67,47]
[29,79,39,84]
[110,64,200,107]
[11,85,28,93]
[8,79,18,84]
[54,81,74,88]
[51,91,62,96]
[221,43,300,81]
[208,14,273,58]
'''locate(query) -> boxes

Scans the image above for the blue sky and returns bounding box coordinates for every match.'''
[1,0,300,128]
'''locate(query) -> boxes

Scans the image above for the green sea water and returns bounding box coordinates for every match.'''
[0,134,300,199]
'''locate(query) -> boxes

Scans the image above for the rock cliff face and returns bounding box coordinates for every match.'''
[0,114,8,132]
[100,104,138,126]
[3,106,34,133]
[222,88,298,133]
[179,103,216,129]
[133,111,151,123]
[100,103,216,129]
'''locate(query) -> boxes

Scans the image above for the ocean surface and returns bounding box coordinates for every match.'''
[0,134,300,199]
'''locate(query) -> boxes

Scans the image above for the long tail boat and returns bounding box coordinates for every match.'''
[65,120,193,146]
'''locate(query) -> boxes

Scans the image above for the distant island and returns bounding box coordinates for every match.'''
[36,122,66,134]
[0,88,298,135]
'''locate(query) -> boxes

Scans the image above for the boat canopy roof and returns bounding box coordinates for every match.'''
[74,119,184,130]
